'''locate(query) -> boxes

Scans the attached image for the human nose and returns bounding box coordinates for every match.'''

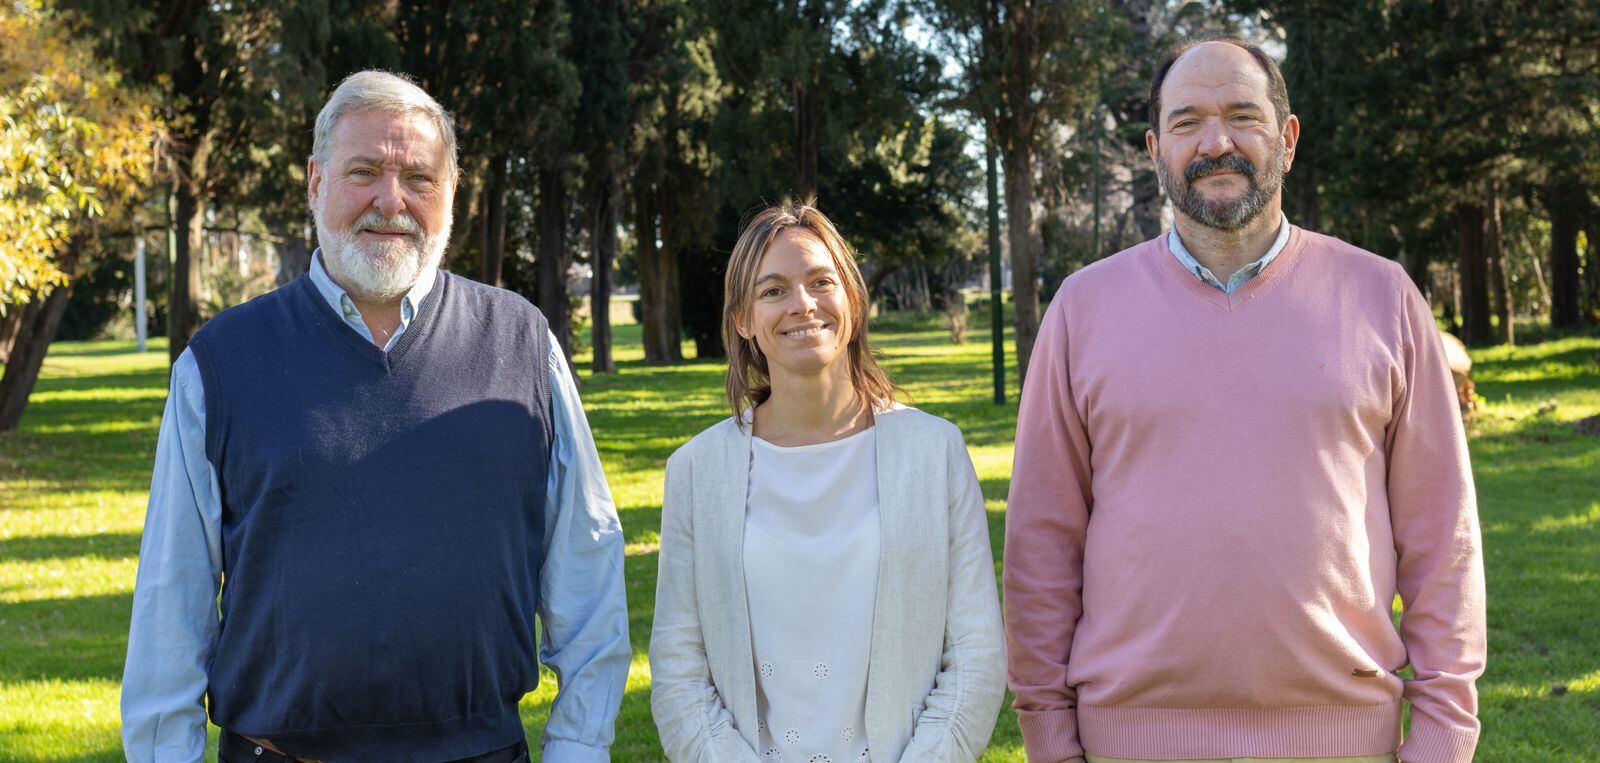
[372,173,406,218]
[1196,118,1234,158]
[787,286,818,315]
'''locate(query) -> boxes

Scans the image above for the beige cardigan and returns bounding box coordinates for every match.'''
[649,407,1005,762]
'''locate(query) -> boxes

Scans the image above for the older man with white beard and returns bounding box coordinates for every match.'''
[122,71,630,763]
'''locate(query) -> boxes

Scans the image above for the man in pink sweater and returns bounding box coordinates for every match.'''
[1003,37,1486,763]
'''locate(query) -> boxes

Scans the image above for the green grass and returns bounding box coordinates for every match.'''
[2,317,1598,761]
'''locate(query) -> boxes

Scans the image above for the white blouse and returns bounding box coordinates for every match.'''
[744,427,881,763]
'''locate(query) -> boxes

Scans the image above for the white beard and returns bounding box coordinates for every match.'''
[315,202,451,303]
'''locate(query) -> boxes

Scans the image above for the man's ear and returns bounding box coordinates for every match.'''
[1280,113,1301,174]
[1145,128,1159,165]
[307,159,323,208]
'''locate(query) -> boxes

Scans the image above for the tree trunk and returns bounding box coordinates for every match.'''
[590,173,619,374]
[1456,203,1492,345]
[1524,236,1550,316]
[170,169,206,363]
[865,262,904,298]
[0,237,82,431]
[273,224,311,287]
[986,133,1005,406]
[1485,189,1513,346]
[792,1,824,200]
[1400,234,1431,295]
[636,182,682,364]
[1130,166,1163,241]
[165,25,213,365]
[537,169,572,358]
[793,78,818,200]
[1549,192,1582,329]
[448,158,485,270]
[1003,137,1042,387]
[1585,220,1600,322]
[0,301,27,364]
[996,0,1042,388]
[479,153,509,287]
[1289,164,1320,233]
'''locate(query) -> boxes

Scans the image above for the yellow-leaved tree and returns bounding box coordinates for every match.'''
[0,0,162,430]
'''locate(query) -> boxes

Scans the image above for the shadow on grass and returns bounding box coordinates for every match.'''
[518,682,662,760]
[29,371,170,394]
[0,532,140,562]
[45,342,168,359]
[4,368,168,497]
[0,592,130,683]
[617,506,663,546]
[978,476,1012,502]
[0,744,125,763]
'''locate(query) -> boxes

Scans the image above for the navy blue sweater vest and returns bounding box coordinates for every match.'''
[188,272,552,762]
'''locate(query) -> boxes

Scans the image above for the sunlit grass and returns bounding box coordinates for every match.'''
[2,314,1597,761]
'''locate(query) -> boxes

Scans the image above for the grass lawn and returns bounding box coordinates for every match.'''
[2,311,1598,761]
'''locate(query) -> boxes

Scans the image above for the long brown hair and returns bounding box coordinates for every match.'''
[722,200,901,425]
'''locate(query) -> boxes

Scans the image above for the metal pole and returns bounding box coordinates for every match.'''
[134,236,148,352]
[986,133,1004,405]
[167,187,177,355]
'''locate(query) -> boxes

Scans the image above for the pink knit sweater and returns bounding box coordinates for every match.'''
[1003,228,1485,763]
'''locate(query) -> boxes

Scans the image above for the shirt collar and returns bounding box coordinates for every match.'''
[1166,212,1291,291]
[308,249,437,329]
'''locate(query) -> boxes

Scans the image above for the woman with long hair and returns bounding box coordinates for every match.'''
[650,201,1005,762]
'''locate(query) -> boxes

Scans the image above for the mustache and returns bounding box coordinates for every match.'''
[1184,153,1257,184]
[352,211,422,237]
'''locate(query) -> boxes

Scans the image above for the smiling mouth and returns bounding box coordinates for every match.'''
[782,324,831,339]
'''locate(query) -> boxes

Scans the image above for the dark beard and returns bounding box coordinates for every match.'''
[1157,148,1283,231]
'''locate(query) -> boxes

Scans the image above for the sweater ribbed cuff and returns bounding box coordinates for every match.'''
[1016,708,1083,762]
[1398,714,1479,763]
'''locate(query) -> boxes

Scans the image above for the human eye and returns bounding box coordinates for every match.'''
[812,276,838,290]
[349,167,376,177]
[759,285,783,299]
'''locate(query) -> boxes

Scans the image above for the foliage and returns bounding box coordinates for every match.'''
[0,0,160,309]
[1235,1,1600,260]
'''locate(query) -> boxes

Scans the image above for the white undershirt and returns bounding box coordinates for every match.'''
[744,426,880,763]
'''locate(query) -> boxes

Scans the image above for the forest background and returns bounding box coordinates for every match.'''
[3,0,1598,407]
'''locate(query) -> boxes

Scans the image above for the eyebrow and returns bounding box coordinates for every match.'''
[1166,101,1267,125]
[754,265,836,286]
[344,156,435,173]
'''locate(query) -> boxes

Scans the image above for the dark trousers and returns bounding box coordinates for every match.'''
[218,731,530,763]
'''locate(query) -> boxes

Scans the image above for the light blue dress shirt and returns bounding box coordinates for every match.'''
[1166,212,1292,293]
[122,255,629,763]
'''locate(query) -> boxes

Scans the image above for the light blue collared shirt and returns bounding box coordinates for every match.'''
[311,251,435,350]
[1167,213,1291,293]
[122,255,629,763]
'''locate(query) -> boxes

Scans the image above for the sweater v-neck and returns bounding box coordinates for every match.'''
[300,271,449,371]
[1153,225,1307,312]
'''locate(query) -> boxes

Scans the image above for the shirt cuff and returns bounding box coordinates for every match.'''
[1017,707,1084,763]
[542,738,611,763]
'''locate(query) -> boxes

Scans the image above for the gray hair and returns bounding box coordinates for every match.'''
[310,70,459,180]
